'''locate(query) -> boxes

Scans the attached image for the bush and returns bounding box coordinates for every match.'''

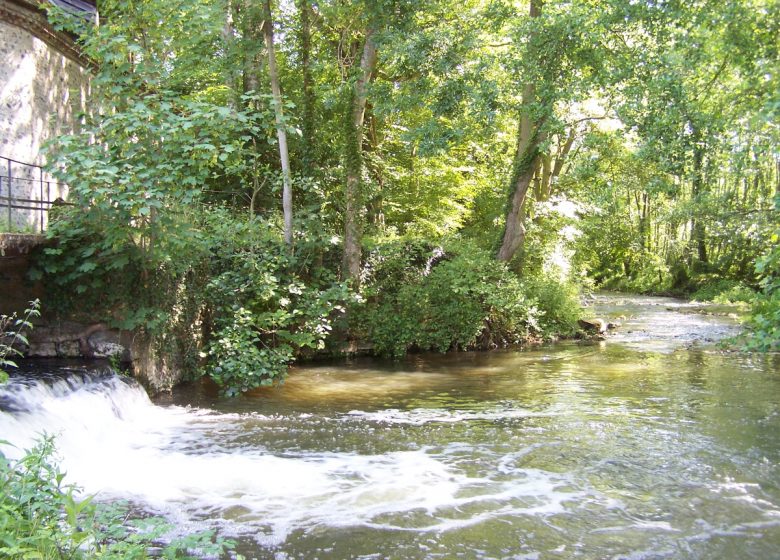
[521,273,582,337]
[690,278,756,304]
[746,292,780,351]
[200,209,351,395]
[745,199,780,351]
[34,202,352,396]
[596,251,673,294]
[355,239,581,358]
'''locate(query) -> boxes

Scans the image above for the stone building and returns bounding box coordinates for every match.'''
[1,0,95,231]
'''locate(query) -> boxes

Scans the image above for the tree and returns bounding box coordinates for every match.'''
[296,0,316,176]
[496,0,546,263]
[615,0,779,284]
[262,0,294,248]
[342,25,378,285]
[492,0,639,266]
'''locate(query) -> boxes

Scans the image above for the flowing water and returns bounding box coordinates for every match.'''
[1,294,779,559]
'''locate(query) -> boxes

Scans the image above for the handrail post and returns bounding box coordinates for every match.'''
[6,158,12,232]
[2,176,8,231]
[40,165,44,233]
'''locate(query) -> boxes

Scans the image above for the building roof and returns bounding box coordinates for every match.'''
[50,0,96,17]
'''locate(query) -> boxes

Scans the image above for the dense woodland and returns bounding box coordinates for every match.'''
[32,0,779,394]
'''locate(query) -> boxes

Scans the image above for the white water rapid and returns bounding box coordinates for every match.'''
[0,369,588,548]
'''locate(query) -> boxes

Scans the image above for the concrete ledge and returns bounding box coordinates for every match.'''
[0,233,47,255]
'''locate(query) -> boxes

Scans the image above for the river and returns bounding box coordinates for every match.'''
[1,294,779,559]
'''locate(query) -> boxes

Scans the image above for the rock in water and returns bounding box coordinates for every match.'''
[578,318,607,334]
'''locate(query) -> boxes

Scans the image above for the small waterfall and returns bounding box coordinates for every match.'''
[0,367,584,547]
[0,369,149,416]
[0,369,181,461]
[3,332,777,560]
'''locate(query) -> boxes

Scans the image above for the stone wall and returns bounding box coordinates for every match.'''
[0,233,45,316]
[0,234,177,393]
[0,10,90,231]
[0,16,90,165]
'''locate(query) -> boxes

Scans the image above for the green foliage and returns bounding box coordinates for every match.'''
[36,199,350,395]
[0,437,235,559]
[34,2,349,396]
[746,292,780,352]
[565,0,778,297]
[30,31,337,396]
[0,300,40,383]
[690,278,756,304]
[201,210,351,395]
[30,0,779,391]
[607,253,673,295]
[520,273,583,337]
[0,437,76,559]
[355,239,580,358]
[205,306,292,395]
[35,89,279,328]
[745,196,780,351]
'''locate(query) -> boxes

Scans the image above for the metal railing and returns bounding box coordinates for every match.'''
[0,156,68,233]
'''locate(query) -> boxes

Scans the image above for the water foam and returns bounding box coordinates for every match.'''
[342,406,552,425]
[0,371,587,546]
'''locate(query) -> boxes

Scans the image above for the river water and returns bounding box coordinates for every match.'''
[1,295,779,559]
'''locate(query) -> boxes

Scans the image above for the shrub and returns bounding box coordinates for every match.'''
[745,199,780,351]
[521,273,582,337]
[34,202,352,396]
[690,278,756,304]
[355,239,580,358]
[598,251,672,294]
[746,292,780,351]
[201,209,351,395]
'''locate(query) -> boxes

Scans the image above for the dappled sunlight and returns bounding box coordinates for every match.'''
[1,19,83,231]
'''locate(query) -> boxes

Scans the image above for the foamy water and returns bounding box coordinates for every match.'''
[0,371,595,547]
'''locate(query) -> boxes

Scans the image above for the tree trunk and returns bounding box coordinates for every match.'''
[222,0,240,109]
[263,0,293,248]
[775,156,779,198]
[690,133,708,265]
[297,0,315,176]
[496,135,544,263]
[638,192,649,252]
[342,30,378,285]
[536,154,551,202]
[534,127,575,204]
[242,0,261,96]
[496,0,544,264]
[551,127,576,182]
